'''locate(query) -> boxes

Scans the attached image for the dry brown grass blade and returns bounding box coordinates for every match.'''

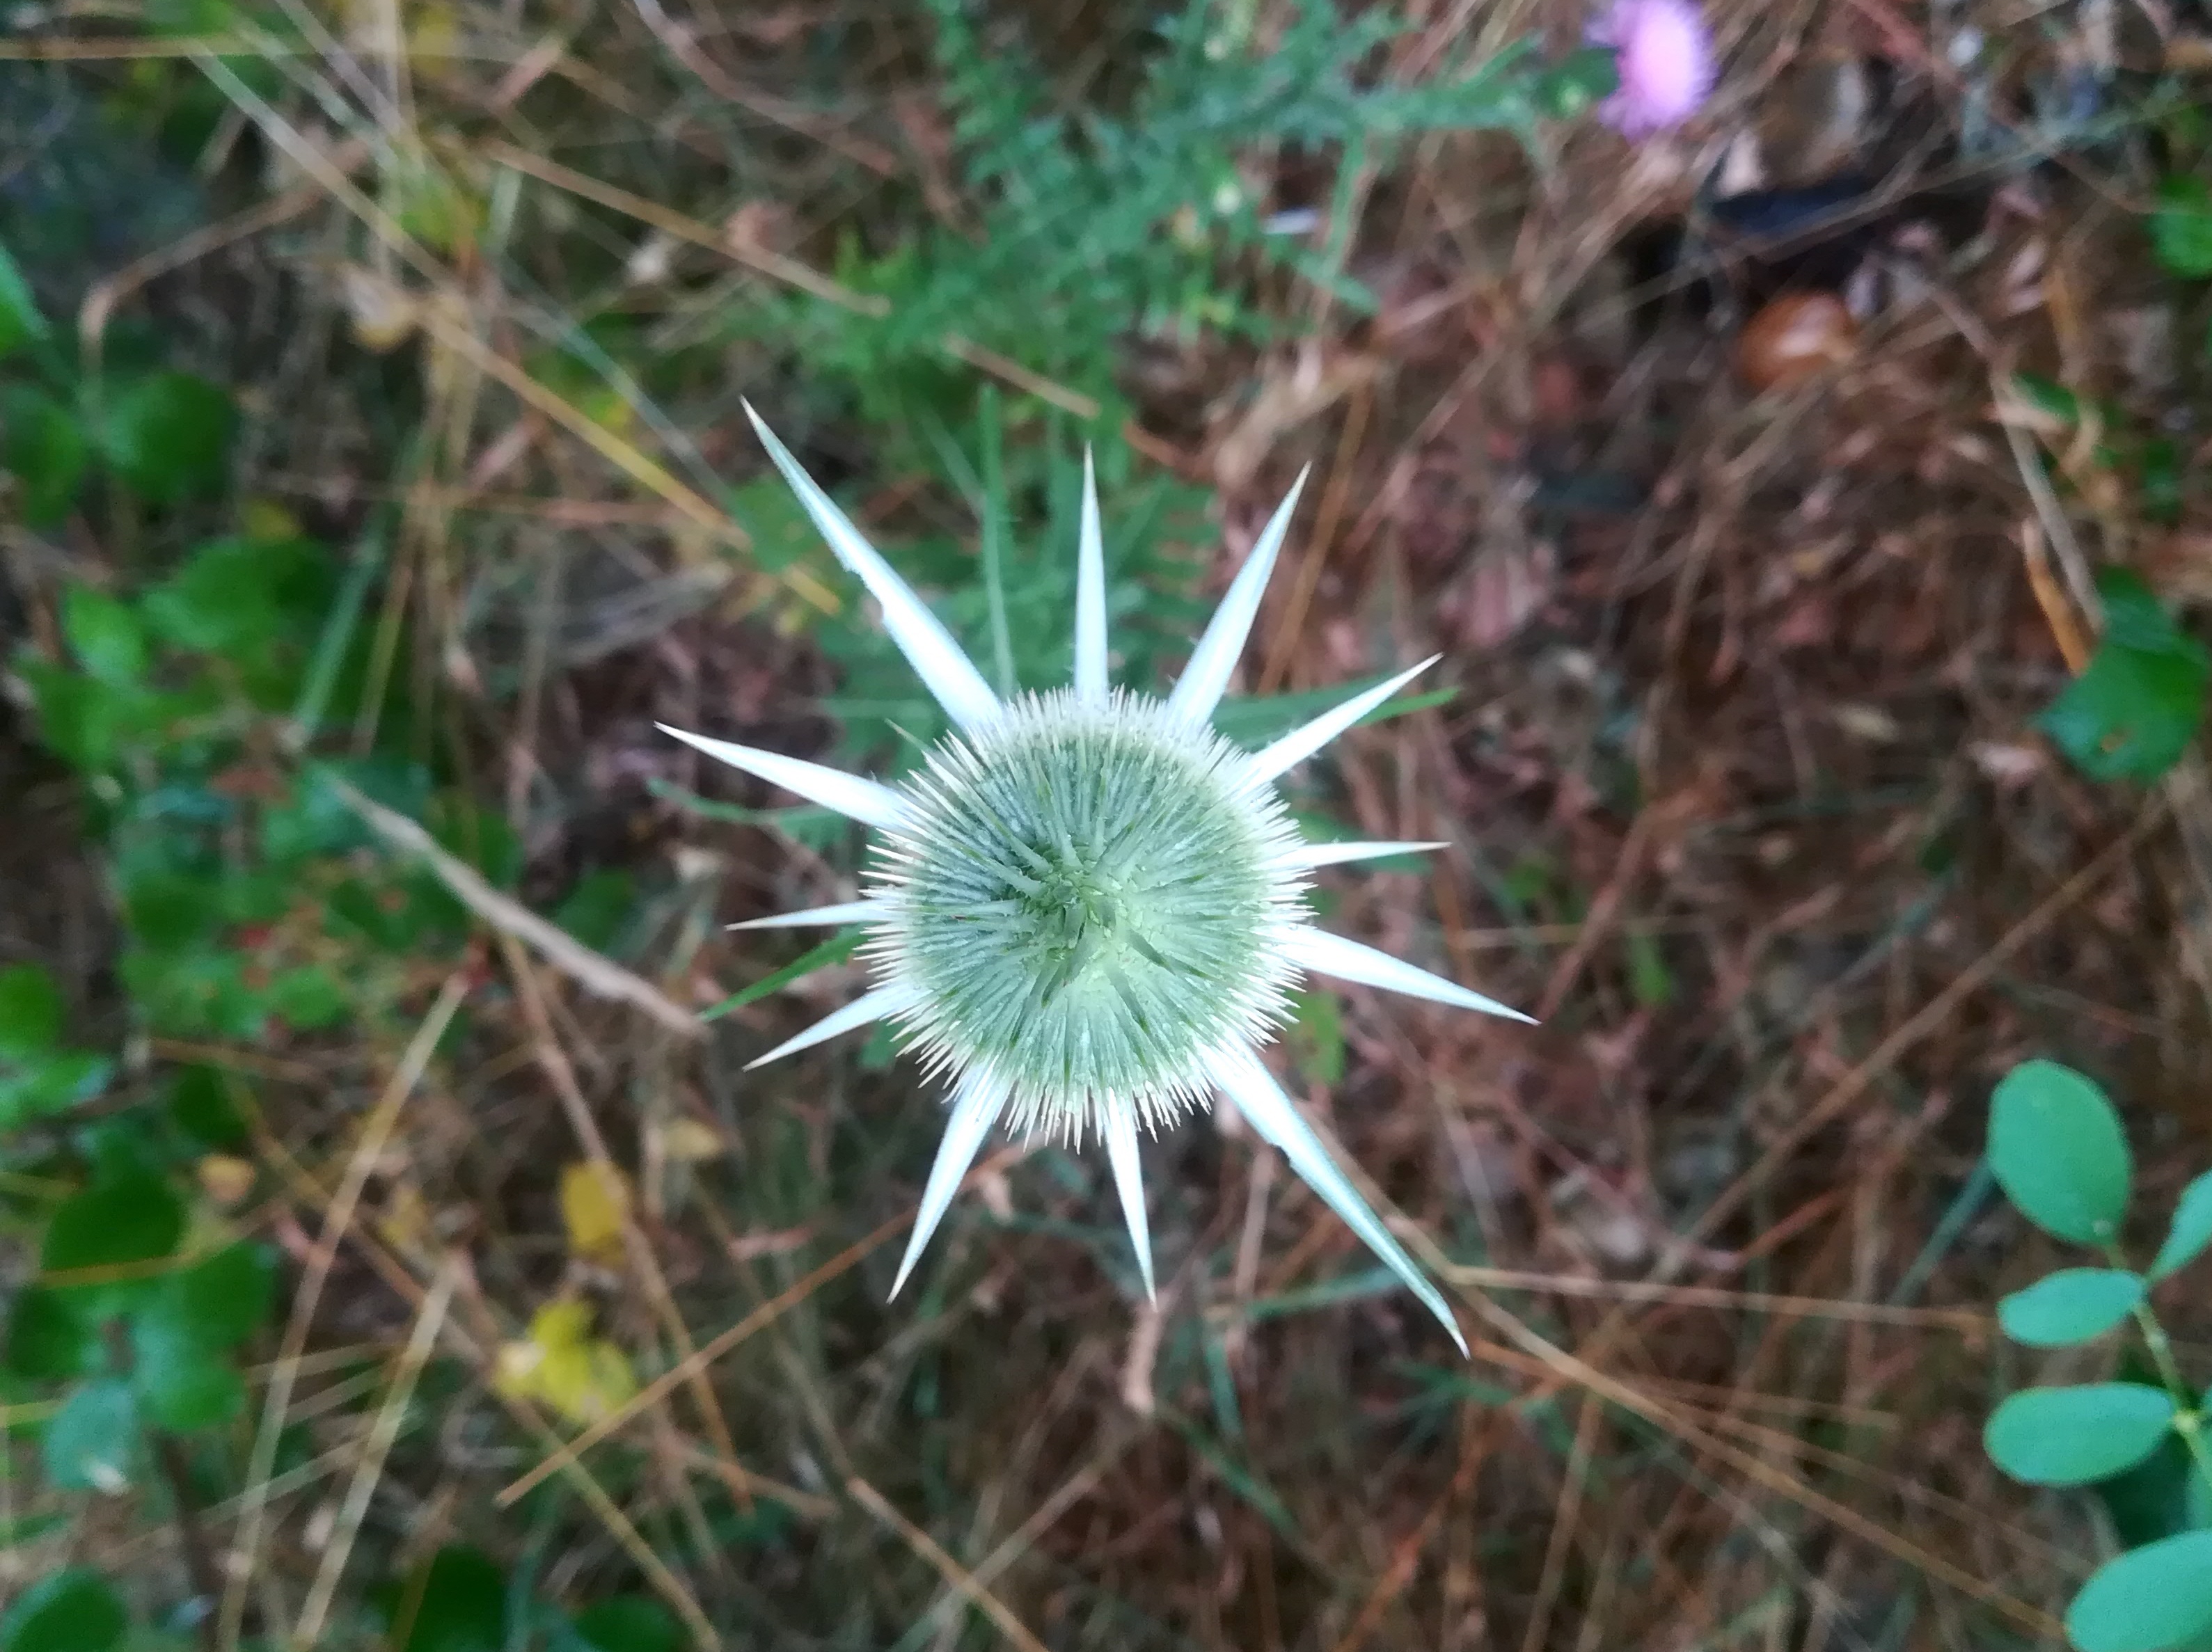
[494,1145,1029,1508]
[79,150,365,352]
[217,972,468,1652]
[1455,1290,2057,1634]
[847,1475,1054,1652]
[1519,1393,1605,1652]
[290,1260,457,1646]
[249,1129,718,1645]
[1437,1264,1988,1332]
[496,936,749,1506]
[1325,1409,1498,1652]
[329,777,700,1036]
[1678,798,2166,1248]
[477,143,1100,420]
[479,140,887,317]
[493,1217,903,1509]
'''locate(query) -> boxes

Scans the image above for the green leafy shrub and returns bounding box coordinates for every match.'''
[1982,1059,2212,1651]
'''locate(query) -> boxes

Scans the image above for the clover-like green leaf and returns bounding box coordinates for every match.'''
[1,386,90,528]
[2151,1170,2212,1282]
[2068,1530,2212,1652]
[1984,1383,2176,1486]
[41,1380,140,1493]
[41,1175,186,1319]
[2039,571,2209,785]
[569,1597,682,1652]
[129,1309,244,1433]
[381,1546,508,1652]
[1998,1269,2145,1347]
[0,239,47,363]
[1988,1060,2131,1244]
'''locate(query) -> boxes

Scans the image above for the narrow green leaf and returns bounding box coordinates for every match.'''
[59,588,147,688]
[1984,1383,2176,1485]
[0,239,47,361]
[1,386,90,527]
[2151,1170,2212,1282]
[41,1379,141,1492]
[702,930,864,1020]
[0,964,64,1061]
[2153,175,2212,280]
[1987,1060,2132,1243]
[2068,1530,2212,1652]
[1212,674,1457,749]
[1,1567,127,1652]
[1998,1269,2145,1347]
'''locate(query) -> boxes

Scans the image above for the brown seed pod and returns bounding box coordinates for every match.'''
[1737,292,1858,391]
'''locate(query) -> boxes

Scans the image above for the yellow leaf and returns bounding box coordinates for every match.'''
[338,264,420,353]
[492,1299,638,1427]
[239,499,302,543]
[196,1154,256,1208]
[559,1161,631,1266]
[660,1118,724,1163]
[378,1183,431,1252]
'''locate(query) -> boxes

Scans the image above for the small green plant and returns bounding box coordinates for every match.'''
[2037,570,2209,785]
[0,241,235,526]
[1982,1058,2212,1651]
[738,0,1613,459]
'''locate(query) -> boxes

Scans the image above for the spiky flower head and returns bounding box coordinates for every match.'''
[665,407,1536,1352]
[1588,0,1714,138]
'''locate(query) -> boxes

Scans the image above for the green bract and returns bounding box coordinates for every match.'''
[666,408,1542,1351]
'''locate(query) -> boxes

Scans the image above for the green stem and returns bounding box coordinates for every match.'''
[977,384,1016,697]
[2105,1241,2212,1489]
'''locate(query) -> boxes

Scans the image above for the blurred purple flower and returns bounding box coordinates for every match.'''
[1588,0,1714,137]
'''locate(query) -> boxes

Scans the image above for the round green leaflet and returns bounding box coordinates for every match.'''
[1988,1061,2131,1244]
[1998,1269,2145,1348]
[2151,1170,2212,1282]
[1984,1384,2177,1486]
[2067,1530,2212,1652]
[0,1567,125,1652]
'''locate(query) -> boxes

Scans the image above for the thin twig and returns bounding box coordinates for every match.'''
[329,777,701,1037]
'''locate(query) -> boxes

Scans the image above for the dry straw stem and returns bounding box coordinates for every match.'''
[495,1145,1035,1509]
[847,1475,1055,1652]
[481,141,1102,420]
[217,972,468,1652]
[245,1127,721,1644]
[495,935,745,1498]
[328,775,701,1036]
[289,1261,457,1647]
